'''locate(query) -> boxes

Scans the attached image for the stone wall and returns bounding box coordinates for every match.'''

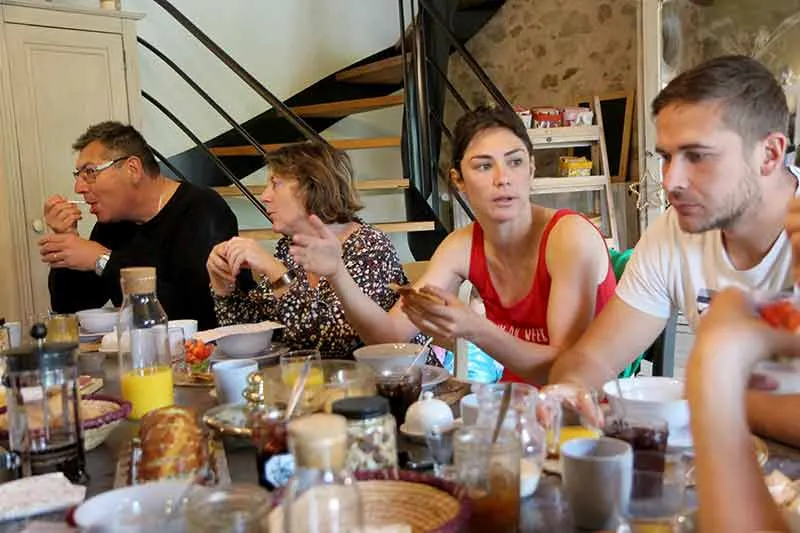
[444,0,642,246]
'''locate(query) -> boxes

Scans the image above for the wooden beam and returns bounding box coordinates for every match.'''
[213,179,409,198]
[241,220,435,241]
[335,55,405,84]
[291,94,403,118]
[210,136,401,157]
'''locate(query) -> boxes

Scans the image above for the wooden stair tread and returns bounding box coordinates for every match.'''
[210,137,401,157]
[241,220,434,240]
[336,55,405,84]
[291,94,404,118]
[215,179,409,197]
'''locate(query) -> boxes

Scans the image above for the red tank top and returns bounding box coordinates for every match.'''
[467,209,616,383]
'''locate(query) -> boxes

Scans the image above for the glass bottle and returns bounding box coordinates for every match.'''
[283,413,363,533]
[117,267,173,419]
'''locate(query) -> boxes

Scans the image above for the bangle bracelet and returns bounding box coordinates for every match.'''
[268,270,297,291]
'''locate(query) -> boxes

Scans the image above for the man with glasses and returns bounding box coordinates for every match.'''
[547,56,800,447]
[39,121,238,330]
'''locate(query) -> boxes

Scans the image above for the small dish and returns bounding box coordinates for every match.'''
[210,342,289,365]
[202,403,251,439]
[400,419,461,443]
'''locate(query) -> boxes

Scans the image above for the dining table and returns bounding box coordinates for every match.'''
[5,353,800,532]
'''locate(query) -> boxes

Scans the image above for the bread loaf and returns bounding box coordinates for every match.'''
[137,406,204,482]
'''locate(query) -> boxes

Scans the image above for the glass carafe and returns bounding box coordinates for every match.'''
[117,267,173,419]
[282,413,363,533]
[3,323,87,483]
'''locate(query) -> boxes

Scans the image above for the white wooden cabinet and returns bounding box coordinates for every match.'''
[0,0,142,324]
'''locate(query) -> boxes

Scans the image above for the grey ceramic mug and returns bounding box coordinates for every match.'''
[561,437,633,530]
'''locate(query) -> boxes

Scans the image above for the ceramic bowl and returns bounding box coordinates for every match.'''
[76,308,118,334]
[602,377,690,438]
[353,343,426,373]
[216,330,273,358]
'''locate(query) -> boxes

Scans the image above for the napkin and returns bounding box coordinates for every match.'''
[0,473,86,522]
[194,320,284,344]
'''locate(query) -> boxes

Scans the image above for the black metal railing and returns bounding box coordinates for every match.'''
[399,0,511,226]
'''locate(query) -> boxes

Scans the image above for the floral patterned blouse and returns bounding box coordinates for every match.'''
[213,222,428,359]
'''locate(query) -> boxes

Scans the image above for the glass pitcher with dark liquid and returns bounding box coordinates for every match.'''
[2,323,87,483]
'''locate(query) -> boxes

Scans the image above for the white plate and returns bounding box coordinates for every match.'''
[210,342,289,364]
[422,365,450,388]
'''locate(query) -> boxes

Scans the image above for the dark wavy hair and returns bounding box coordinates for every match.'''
[450,105,533,172]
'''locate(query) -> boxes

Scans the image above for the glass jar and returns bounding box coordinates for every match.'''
[283,413,363,533]
[117,267,173,419]
[331,396,398,472]
[2,323,87,483]
[251,403,294,492]
[454,426,521,533]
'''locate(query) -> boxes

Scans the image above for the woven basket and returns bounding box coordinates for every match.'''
[355,471,470,533]
[84,418,123,451]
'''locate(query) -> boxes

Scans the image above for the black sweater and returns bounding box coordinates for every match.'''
[49,182,238,330]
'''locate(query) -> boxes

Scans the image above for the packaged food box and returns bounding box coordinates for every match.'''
[531,107,563,128]
[514,105,532,128]
[563,106,593,127]
[559,156,593,177]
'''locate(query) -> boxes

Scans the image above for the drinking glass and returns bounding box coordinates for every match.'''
[454,426,521,533]
[185,483,272,533]
[280,349,322,386]
[46,313,79,343]
[168,327,186,374]
[623,452,691,531]
[426,423,457,480]
[375,365,422,425]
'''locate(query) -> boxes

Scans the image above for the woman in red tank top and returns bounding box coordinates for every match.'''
[290,106,615,385]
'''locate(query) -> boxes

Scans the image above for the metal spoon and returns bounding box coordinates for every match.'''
[491,383,513,444]
[405,337,433,374]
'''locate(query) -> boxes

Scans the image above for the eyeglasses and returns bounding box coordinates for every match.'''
[72,156,129,184]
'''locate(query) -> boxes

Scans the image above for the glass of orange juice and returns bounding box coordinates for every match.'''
[280,349,323,387]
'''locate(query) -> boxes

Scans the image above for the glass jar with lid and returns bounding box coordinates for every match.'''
[331,396,398,472]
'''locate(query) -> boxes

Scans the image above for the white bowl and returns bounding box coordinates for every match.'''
[73,479,188,531]
[602,377,690,438]
[353,343,426,373]
[76,308,118,333]
[169,319,198,340]
[216,330,273,358]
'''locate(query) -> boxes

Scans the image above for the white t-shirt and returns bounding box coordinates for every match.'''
[617,168,800,330]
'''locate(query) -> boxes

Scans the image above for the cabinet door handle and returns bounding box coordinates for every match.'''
[31,219,45,234]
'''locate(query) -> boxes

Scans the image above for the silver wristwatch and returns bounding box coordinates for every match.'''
[95,253,110,276]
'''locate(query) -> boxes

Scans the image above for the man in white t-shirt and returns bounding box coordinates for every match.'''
[550,55,800,446]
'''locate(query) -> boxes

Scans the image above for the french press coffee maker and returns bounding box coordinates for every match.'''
[1,323,87,483]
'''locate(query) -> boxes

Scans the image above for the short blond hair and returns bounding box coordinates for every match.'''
[265,143,363,223]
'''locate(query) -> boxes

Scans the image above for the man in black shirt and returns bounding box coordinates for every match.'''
[39,121,238,330]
